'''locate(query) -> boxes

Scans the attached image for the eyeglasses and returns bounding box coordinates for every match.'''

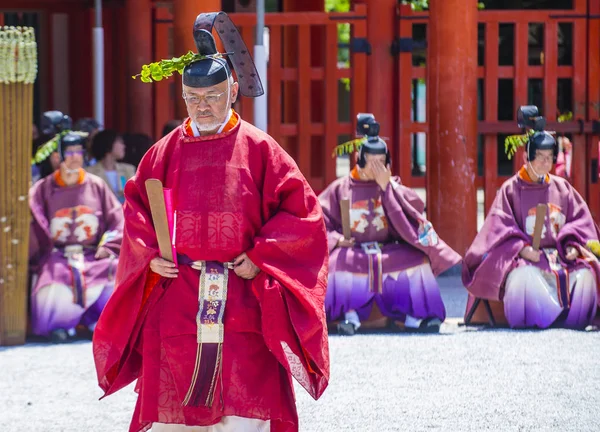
[182,90,227,106]
[64,150,85,157]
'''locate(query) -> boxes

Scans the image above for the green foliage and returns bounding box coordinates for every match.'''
[31,131,88,165]
[32,133,61,165]
[504,110,572,159]
[401,0,429,10]
[504,130,534,160]
[557,111,573,123]
[332,137,364,158]
[132,51,205,83]
[325,0,350,12]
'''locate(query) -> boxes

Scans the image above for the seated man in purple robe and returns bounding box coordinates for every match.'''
[29,118,124,343]
[319,114,462,335]
[463,106,600,329]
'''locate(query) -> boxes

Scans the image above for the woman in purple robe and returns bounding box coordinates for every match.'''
[29,131,124,343]
[463,130,600,329]
[319,116,462,335]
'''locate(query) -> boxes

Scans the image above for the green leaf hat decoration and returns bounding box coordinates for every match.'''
[332,138,365,158]
[504,130,534,160]
[132,51,208,83]
[504,111,573,160]
[31,130,88,165]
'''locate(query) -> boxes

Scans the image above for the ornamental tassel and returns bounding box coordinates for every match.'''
[182,342,223,407]
[182,261,228,407]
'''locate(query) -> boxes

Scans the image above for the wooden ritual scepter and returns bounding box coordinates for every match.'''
[531,203,547,251]
[340,199,352,240]
[145,179,176,263]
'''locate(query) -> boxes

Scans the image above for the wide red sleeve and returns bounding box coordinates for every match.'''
[246,141,330,401]
[381,179,462,276]
[92,143,166,396]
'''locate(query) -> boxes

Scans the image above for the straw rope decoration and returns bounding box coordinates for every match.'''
[0,26,38,346]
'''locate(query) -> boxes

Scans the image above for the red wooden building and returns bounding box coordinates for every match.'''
[0,0,598,253]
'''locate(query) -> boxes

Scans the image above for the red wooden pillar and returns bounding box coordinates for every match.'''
[427,0,478,255]
[173,0,222,120]
[125,0,153,136]
[361,0,396,146]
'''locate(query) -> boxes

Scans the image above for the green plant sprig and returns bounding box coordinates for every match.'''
[31,130,89,165]
[332,138,365,158]
[557,111,573,123]
[132,51,206,83]
[504,130,534,160]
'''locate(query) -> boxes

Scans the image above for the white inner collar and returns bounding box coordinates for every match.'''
[191,109,233,137]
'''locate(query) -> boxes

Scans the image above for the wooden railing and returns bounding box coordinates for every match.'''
[396,1,599,220]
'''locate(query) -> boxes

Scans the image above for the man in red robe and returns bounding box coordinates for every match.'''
[92,12,329,432]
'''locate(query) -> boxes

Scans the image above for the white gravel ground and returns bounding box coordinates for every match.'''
[2,277,599,432]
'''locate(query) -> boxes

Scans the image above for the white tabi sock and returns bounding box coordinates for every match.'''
[344,310,361,330]
[404,315,423,329]
[67,328,77,337]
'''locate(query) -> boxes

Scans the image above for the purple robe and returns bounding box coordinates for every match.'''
[318,175,462,323]
[29,171,124,336]
[462,173,600,328]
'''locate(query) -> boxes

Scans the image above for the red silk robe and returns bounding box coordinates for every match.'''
[92,114,330,432]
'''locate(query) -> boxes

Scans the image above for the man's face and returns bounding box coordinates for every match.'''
[527,148,554,177]
[61,144,85,171]
[361,153,387,179]
[183,80,239,133]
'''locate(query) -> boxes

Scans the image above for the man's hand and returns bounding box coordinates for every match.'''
[371,160,391,191]
[150,257,178,278]
[519,246,542,263]
[233,252,260,280]
[566,246,579,261]
[95,247,111,260]
[337,237,356,248]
